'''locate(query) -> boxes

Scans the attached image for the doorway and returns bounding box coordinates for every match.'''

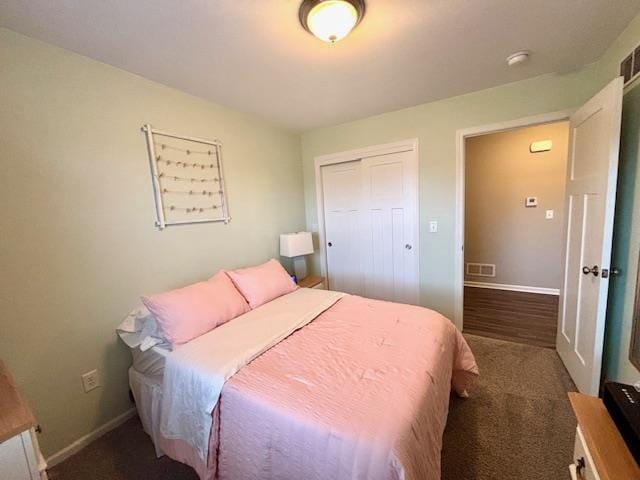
[462,121,570,347]
[454,78,623,395]
[315,139,420,304]
[454,110,574,331]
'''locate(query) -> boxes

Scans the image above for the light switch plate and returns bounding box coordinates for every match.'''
[81,369,100,393]
[429,221,438,233]
[545,210,554,219]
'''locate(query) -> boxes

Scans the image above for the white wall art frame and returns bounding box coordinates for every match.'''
[142,124,230,230]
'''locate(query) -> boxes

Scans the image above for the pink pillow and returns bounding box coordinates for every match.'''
[226,259,297,309]
[141,271,249,348]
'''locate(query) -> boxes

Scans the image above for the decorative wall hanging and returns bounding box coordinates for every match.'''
[142,124,230,230]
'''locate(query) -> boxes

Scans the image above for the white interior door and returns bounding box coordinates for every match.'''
[321,145,419,304]
[322,160,366,295]
[557,77,623,395]
[362,151,420,304]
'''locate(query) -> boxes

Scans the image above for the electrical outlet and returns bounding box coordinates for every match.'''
[545,209,554,219]
[81,369,100,393]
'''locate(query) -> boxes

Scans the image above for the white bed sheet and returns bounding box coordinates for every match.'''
[131,345,170,379]
[129,367,165,457]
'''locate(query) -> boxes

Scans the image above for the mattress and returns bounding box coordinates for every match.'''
[131,345,169,378]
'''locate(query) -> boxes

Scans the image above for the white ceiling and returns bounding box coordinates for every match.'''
[2,0,639,131]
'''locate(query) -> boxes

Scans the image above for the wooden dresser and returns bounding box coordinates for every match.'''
[0,361,47,480]
[569,392,640,480]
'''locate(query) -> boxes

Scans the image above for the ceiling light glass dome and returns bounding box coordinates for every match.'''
[299,0,366,43]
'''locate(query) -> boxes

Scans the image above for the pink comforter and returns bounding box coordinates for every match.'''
[162,295,478,480]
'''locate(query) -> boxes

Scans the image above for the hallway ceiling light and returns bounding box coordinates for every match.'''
[299,0,366,43]
[530,140,552,153]
[506,51,530,66]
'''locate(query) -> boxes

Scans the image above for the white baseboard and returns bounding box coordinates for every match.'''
[46,407,137,468]
[464,281,560,296]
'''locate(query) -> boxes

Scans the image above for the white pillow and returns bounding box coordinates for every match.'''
[116,304,169,351]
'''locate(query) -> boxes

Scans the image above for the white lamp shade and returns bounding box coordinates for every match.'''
[280,232,314,257]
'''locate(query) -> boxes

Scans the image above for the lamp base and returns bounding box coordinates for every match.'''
[293,256,308,280]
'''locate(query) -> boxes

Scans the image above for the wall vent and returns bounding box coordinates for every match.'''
[466,262,496,277]
[620,44,640,87]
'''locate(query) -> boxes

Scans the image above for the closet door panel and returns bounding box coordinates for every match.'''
[362,151,418,304]
[322,161,365,295]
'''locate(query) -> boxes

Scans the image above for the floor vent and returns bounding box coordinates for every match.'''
[466,262,496,277]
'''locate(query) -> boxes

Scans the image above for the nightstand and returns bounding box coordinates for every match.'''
[297,275,326,290]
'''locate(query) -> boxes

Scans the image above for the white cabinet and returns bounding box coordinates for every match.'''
[0,430,41,480]
[569,392,640,480]
[0,361,47,480]
[569,426,600,480]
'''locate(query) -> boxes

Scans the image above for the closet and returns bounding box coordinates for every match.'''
[317,142,419,304]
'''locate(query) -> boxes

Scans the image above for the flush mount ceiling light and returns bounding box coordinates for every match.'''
[299,0,366,43]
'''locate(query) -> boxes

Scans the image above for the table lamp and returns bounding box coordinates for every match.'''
[280,232,314,280]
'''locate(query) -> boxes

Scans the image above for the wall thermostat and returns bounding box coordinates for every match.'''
[525,197,538,207]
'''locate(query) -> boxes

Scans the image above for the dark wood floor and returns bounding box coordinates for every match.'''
[463,286,559,348]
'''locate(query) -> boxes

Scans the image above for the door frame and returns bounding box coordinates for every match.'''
[314,138,420,300]
[454,109,574,330]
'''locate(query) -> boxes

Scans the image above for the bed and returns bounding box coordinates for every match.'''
[122,285,478,480]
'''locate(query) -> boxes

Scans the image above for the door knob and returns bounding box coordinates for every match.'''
[582,265,599,276]
[328,242,333,247]
[405,244,412,250]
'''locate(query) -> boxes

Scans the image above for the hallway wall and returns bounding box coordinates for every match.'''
[464,122,569,289]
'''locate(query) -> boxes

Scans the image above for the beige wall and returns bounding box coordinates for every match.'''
[464,122,569,288]
[0,28,305,457]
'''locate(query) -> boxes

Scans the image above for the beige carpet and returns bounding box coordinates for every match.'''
[48,334,576,480]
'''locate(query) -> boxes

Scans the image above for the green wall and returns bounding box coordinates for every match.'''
[605,83,640,386]
[594,14,640,386]
[0,28,305,457]
[301,67,600,318]
[301,14,640,384]
[4,8,640,463]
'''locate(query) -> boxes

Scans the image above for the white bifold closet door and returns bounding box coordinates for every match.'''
[321,149,419,304]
